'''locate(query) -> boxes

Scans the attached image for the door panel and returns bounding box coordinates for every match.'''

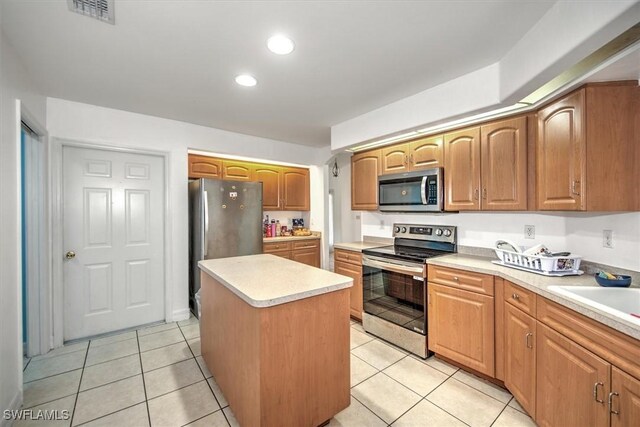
[282,167,310,210]
[504,304,536,417]
[611,367,640,427]
[253,165,282,210]
[222,160,253,181]
[409,135,443,169]
[444,127,481,211]
[63,146,165,340]
[381,144,409,175]
[351,150,380,210]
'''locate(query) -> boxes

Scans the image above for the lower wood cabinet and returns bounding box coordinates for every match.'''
[536,323,611,427]
[504,303,536,418]
[611,367,640,427]
[263,239,319,267]
[427,282,495,376]
[333,249,363,320]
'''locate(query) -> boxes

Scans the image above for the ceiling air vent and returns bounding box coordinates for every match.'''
[67,0,115,24]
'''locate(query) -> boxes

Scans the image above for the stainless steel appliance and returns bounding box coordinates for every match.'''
[378,168,443,212]
[361,223,456,358]
[189,179,263,314]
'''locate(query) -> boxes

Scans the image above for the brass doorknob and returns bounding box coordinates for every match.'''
[65,251,76,260]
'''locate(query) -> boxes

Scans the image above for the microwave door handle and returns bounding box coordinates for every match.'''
[421,176,428,205]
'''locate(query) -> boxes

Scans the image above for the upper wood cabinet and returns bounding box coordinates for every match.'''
[188,154,222,179]
[282,167,310,211]
[222,160,253,181]
[380,135,444,175]
[351,150,380,210]
[537,83,640,211]
[252,164,282,210]
[187,154,310,211]
[444,127,481,210]
[481,117,528,210]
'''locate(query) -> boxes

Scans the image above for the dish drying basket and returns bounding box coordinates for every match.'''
[494,248,582,276]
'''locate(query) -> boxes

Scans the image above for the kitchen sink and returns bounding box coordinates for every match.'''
[547,286,640,326]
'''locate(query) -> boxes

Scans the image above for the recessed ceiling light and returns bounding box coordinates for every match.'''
[235,74,257,87]
[267,35,295,55]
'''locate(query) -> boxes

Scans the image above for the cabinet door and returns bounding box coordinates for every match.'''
[334,260,363,320]
[444,127,481,211]
[188,154,222,179]
[409,135,443,170]
[537,89,585,210]
[291,247,320,267]
[282,167,310,211]
[351,150,380,210]
[481,117,528,210]
[427,283,494,376]
[504,304,536,418]
[611,367,640,427]
[536,323,610,427]
[381,144,410,175]
[252,165,282,210]
[222,160,253,181]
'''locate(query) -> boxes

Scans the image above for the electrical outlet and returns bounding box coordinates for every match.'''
[524,225,535,239]
[603,230,613,248]
[380,219,385,229]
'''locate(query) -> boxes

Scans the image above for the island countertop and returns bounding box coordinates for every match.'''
[198,254,352,308]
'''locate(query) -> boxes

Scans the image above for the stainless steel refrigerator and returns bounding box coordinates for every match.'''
[189,178,263,314]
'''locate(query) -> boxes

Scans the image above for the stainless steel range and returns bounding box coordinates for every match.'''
[361,223,456,358]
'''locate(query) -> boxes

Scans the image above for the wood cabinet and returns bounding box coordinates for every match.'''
[187,154,310,211]
[504,303,536,418]
[282,167,310,211]
[444,118,528,211]
[444,127,481,210]
[427,282,495,376]
[333,249,363,320]
[536,323,610,427]
[188,154,222,179]
[611,367,640,427]
[351,150,380,210]
[537,83,640,211]
[264,238,319,267]
[380,135,444,175]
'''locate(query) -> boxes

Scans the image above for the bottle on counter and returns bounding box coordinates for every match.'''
[276,220,281,237]
[270,220,276,238]
[264,215,270,237]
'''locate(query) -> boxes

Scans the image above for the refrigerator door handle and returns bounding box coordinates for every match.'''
[203,190,209,257]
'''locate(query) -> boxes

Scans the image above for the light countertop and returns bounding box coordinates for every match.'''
[333,241,389,252]
[428,254,640,340]
[199,254,352,308]
[263,233,320,243]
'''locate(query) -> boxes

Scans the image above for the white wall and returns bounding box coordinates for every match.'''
[331,0,640,150]
[327,152,362,246]
[0,29,47,421]
[360,211,640,271]
[47,98,330,324]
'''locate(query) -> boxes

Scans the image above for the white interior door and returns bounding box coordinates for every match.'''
[63,146,165,340]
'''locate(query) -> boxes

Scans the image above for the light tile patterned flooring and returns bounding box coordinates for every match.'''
[20,317,536,426]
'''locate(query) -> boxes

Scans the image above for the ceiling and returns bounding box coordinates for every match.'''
[2,1,558,147]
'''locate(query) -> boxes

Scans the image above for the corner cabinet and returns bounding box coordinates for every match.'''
[351,150,380,210]
[537,83,640,211]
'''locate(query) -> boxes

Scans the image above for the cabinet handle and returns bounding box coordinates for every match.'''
[572,180,581,196]
[593,382,605,404]
[405,155,410,166]
[608,391,619,415]
[512,293,520,301]
[525,332,533,349]
[410,154,414,165]
[452,276,459,281]
[482,188,487,199]
[474,189,479,200]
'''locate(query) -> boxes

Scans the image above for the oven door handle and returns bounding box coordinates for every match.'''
[362,257,424,276]
[421,176,428,205]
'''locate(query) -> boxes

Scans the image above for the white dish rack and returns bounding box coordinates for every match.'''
[493,248,583,276]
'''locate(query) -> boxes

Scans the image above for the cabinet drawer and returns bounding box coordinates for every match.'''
[334,249,362,266]
[428,265,494,296]
[263,241,292,254]
[504,281,536,316]
[292,239,319,250]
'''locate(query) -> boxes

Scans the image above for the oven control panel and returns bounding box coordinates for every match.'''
[392,223,456,243]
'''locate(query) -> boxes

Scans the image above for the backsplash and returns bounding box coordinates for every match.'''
[359,211,640,271]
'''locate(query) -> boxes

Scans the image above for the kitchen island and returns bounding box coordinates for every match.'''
[198,254,352,427]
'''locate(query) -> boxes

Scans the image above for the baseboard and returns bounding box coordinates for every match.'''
[171,308,191,322]
[1,388,23,427]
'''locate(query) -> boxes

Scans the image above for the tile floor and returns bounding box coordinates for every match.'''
[20,317,536,426]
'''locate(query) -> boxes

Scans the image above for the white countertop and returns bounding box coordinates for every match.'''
[263,234,320,243]
[199,254,352,308]
[333,241,388,252]
[428,254,640,340]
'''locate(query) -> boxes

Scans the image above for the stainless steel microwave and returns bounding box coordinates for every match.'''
[378,168,443,212]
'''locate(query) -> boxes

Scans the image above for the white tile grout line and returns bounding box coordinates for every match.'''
[68,339,91,426]
[348,394,391,426]
[135,330,153,427]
